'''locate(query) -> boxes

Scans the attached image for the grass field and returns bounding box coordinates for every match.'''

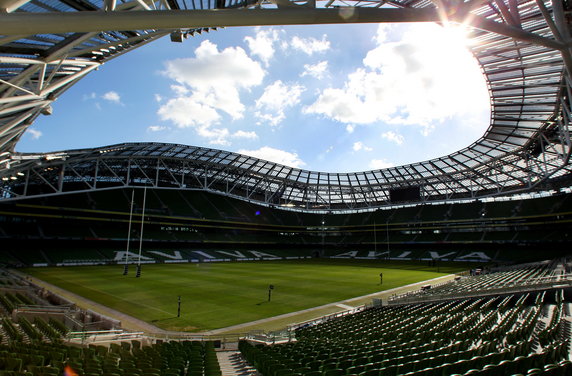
[23,259,468,332]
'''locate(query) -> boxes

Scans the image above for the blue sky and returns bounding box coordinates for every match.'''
[17,22,490,173]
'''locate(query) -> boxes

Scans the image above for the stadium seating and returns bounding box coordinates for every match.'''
[388,261,556,303]
[0,339,222,376]
[241,289,571,376]
[0,267,222,376]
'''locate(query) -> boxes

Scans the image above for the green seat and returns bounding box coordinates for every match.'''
[360,369,380,376]
[5,358,22,372]
[303,372,321,376]
[274,369,292,376]
[347,365,365,374]
[480,364,499,376]
[463,369,481,375]
[526,369,542,375]
[307,361,321,371]
[321,362,339,372]
[323,369,344,376]
[295,366,312,374]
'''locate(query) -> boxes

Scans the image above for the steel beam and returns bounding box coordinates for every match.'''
[0,0,32,13]
[0,8,442,35]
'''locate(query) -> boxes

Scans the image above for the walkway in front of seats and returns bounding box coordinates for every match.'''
[18,271,457,337]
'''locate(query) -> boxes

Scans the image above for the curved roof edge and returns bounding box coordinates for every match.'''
[1,141,571,211]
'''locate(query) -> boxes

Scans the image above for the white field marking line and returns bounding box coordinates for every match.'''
[29,273,174,317]
[335,303,354,310]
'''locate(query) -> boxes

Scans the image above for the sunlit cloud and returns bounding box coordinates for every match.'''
[233,130,258,139]
[197,126,230,146]
[244,27,281,66]
[102,91,122,105]
[147,125,168,132]
[159,40,265,145]
[301,61,329,80]
[255,80,305,126]
[170,85,189,96]
[254,112,286,127]
[290,35,330,55]
[305,23,489,133]
[346,124,355,134]
[162,40,265,120]
[381,131,404,145]
[239,146,305,168]
[25,128,42,140]
[157,96,220,128]
[370,158,394,169]
[353,141,373,152]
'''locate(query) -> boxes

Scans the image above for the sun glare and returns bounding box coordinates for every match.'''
[441,23,473,47]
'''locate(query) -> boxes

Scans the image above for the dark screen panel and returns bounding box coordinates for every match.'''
[389,186,421,203]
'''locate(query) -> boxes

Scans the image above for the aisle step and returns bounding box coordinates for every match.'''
[216,350,260,376]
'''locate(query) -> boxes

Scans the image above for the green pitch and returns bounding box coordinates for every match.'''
[23,259,467,332]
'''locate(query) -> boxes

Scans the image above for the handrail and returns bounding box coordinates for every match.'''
[387,279,572,305]
[287,305,366,332]
[388,272,572,303]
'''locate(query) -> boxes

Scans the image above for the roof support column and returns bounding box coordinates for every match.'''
[0,0,32,13]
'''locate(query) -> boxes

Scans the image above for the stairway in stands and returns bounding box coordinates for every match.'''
[216,351,259,376]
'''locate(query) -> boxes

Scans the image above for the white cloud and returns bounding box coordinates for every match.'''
[162,40,265,120]
[353,141,373,152]
[370,159,394,169]
[147,125,168,132]
[154,94,163,103]
[157,96,220,128]
[102,91,122,104]
[304,71,381,124]
[244,28,280,66]
[381,131,404,145]
[25,128,42,140]
[255,80,305,126]
[301,61,328,80]
[254,112,286,127]
[375,24,390,44]
[159,40,265,145]
[232,130,258,139]
[170,85,189,96]
[290,35,330,55]
[238,146,305,168]
[305,23,489,131]
[346,124,355,134]
[197,126,230,146]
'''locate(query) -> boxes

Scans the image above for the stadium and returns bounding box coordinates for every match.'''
[1,0,572,375]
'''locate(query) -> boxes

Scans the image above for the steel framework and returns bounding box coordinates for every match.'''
[0,0,572,210]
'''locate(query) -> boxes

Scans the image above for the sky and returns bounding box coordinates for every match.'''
[16,22,490,173]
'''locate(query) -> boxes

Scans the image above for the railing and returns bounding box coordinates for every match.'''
[387,274,572,305]
[287,305,367,333]
[245,329,294,344]
[14,304,73,314]
[67,329,144,344]
[486,259,554,273]
[386,277,463,302]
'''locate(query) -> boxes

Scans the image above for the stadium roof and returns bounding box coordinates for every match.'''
[0,0,572,210]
